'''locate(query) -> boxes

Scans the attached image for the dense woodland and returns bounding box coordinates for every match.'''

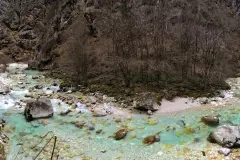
[64,0,240,98]
[2,0,240,98]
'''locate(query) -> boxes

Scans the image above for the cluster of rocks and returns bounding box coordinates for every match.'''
[196,91,233,106]
[111,128,160,146]
[201,115,240,158]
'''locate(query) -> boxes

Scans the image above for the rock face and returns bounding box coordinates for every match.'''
[207,125,240,148]
[24,98,54,121]
[0,0,80,65]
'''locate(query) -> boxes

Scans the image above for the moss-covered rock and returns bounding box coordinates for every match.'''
[60,81,71,88]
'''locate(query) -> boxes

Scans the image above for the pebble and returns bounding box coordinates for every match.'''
[88,123,95,131]
[96,129,103,134]
[148,119,158,126]
[66,90,72,94]
[100,150,106,153]
[218,148,231,156]
[32,76,39,79]
[127,116,132,120]
[157,151,164,156]
[129,133,137,139]
[35,85,43,89]
[75,121,85,129]
[115,118,122,123]
[147,110,153,115]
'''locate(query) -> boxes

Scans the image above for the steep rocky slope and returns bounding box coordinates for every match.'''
[0,0,238,63]
[1,0,240,98]
[0,0,75,62]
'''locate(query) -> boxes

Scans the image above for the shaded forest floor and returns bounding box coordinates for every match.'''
[48,70,231,106]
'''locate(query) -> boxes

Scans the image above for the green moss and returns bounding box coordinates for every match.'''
[45,70,229,103]
[60,81,71,88]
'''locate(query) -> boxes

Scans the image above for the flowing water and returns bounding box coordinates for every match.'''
[0,64,240,160]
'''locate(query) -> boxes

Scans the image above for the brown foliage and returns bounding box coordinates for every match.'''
[56,0,240,92]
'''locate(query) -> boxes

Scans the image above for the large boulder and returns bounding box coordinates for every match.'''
[0,64,6,73]
[207,125,240,148]
[0,81,10,94]
[134,97,159,112]
[24,98,54,121]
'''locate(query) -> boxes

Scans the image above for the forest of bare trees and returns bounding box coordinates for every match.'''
[45,0,240,97]
[81,0,240,91]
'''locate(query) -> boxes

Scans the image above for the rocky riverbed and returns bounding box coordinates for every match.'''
[0,63,239,160]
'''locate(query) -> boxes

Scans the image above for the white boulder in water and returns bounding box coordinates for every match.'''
[24,98,54,121]
[0,81,10,94]
[208,125,240,148]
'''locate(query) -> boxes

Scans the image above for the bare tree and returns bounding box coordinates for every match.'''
[67,14,89,86]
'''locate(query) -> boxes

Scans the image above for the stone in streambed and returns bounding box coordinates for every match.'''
[143,134,160,145]
[39,119,48,125]
[92,108,107,117]
[147,110,153,115]
[218,148,231,156]
[114,118,122,123]
[32,76,39,79]
[207,125,240,148]
[96,129,103,134]
[87,122,95,131]
[147,119,158,126]
[201,116,219,126]
[34,85,43,89]
[24,98,54,121]
[75,121,85,129]
[128,133,137,139]
[59,109,72,116]
[114,129,128,140]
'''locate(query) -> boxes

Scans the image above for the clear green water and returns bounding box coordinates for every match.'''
[1,64,240,160]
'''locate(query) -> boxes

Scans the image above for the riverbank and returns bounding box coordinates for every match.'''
[0,63,239,160]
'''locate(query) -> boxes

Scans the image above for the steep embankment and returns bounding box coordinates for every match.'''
[1,0,240,100]
[0,63,239,159]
